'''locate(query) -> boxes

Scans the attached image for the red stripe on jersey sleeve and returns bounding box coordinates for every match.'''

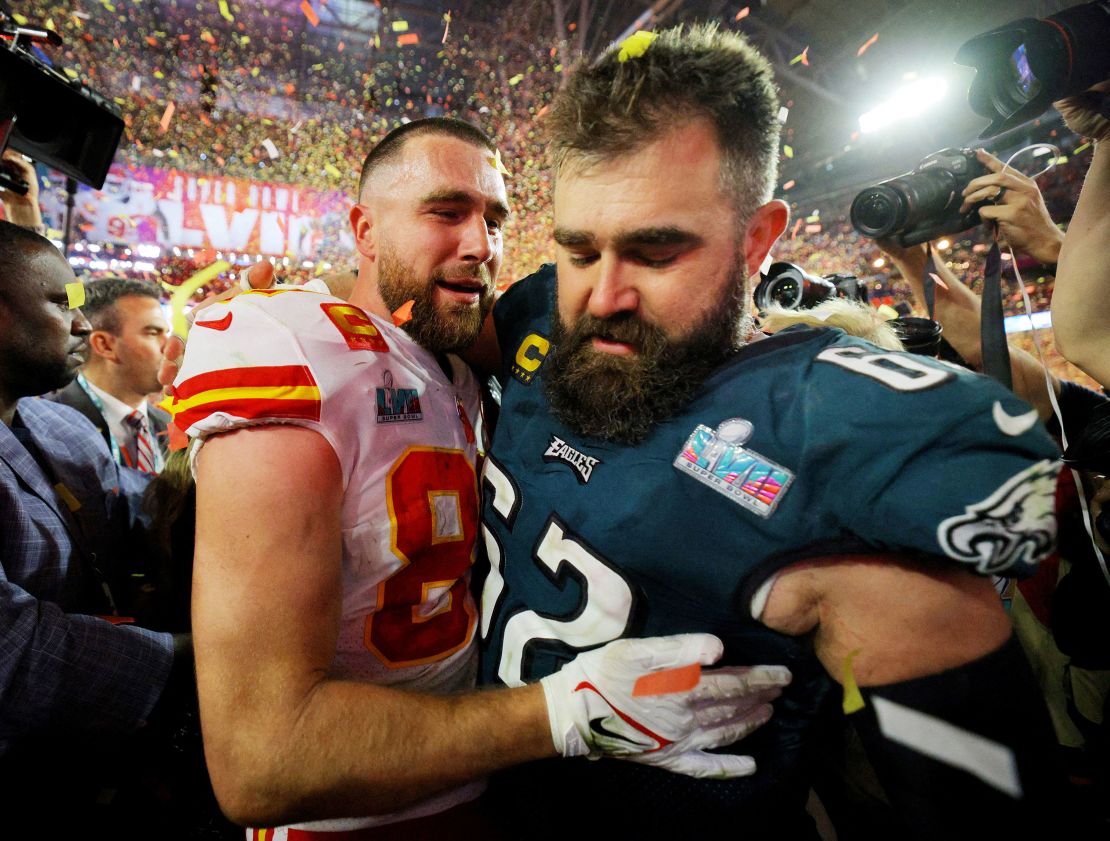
[176,397,322,432]
[175,364,317,400]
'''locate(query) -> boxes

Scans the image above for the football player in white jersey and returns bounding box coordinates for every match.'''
[175,118,790,838]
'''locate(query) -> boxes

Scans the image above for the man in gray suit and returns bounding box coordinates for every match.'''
[49,278,170,473]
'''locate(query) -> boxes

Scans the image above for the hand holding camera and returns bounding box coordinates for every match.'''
[959,149,1064,265]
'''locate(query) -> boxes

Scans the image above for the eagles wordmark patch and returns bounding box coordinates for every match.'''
[673,419,793,517]
[544,435,601,484]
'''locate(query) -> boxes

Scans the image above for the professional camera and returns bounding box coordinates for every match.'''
[849,148,988,247]
[0,10,124,189]
[956,1,1110,138]
[753,262,867,312]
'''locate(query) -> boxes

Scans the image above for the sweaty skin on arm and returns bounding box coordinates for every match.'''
[759,556,1011,686]
[193,425,552,827]
[1052,126,1110,388]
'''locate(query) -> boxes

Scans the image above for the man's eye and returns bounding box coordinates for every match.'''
[432,210,460,221]
[568,254,598,267]
[635,253,678,268]
[486,218,502,232]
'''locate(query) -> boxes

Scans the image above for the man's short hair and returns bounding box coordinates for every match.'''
[546,23,780,222]
[356,117,497,201]
[81,277,162,333]
[0,220,55,303]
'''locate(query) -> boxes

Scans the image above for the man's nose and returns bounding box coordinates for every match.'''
[587,257,639,319]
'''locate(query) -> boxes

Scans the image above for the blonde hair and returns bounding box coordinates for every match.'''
[760,299,905,351]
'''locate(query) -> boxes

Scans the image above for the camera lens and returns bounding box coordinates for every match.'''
[890,317,943,357]
[850,185,907,238]
[768,276,801,309]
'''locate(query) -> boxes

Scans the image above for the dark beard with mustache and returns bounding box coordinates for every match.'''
[543,282,748,445]
[377,249,494,353]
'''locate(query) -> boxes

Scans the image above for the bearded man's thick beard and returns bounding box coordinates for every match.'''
[377,249,494,354]
[544,283,751,445]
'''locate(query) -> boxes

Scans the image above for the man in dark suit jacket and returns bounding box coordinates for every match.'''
[48,278,171,472]
[0,222,189,834]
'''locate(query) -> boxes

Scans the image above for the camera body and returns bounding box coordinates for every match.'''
[754,262,867,312]
[0,14,124,188]
[956,0,1110,138]
[849,147,988,247]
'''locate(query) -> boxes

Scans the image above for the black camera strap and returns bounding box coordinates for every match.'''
[922,249,938,320]
[979,241,1013,390]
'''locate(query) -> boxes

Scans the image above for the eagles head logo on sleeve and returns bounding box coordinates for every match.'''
[937,459,1060,575]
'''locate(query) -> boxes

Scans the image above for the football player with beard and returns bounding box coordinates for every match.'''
[476,24,1080,840]
[173,118,789,839]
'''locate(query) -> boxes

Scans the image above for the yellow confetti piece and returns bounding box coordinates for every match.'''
[218,0,234,22]
[54,483,82,512]
[65,282,85,310]
[391,20,409,32]
[12,13,28,24]
[783,145,794,158]
[842,649,865,714]
[508,73,524,86]
[617,31,657,63]
[324,162,342,178]
[161,261,231,337]
[63,68,79,80]
[488,148,511,176]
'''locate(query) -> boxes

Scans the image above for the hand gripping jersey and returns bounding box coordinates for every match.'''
[478,266,1060,836]
[174,288,485,831]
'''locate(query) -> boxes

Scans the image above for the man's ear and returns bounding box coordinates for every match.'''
[88,330,117,362]
[349,202,377,261]
[743,200,790,277]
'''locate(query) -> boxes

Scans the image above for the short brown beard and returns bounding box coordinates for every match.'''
[377,247,494,353]
[544,275,749,445]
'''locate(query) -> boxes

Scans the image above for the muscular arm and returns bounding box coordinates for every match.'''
[193,425,552,826]
[760,556,1068,836]
[1053,140,1110,387]
[759,556,1011,685]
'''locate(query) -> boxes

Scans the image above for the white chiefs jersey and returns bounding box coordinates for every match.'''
[174,287,486,830]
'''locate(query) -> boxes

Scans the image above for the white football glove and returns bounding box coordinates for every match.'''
[540,633,791,779]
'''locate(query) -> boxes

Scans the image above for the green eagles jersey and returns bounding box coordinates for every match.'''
[478,265,1060,833]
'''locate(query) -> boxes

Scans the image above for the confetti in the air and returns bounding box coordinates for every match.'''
[790,218,803,240]
[778,106,790,123]
[300,1,320,27]
[782,179,796,190]
[159,101,176,133]
[735,7,750,21]
[790,46,810,66]
[392,20,409,32]
[857,33,879,56]
[262,138,280,159]
[397,33,419,46]
[617,31,657,62]
[442,11,452,43]
[928,272,949,291]
[218,0,234,23]
[783,145,794,159]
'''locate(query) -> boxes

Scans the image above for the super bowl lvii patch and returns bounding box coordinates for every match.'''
[376,370,423,424]
[673,419,793,518]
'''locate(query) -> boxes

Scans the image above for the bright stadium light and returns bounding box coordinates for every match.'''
[859,77,949,134]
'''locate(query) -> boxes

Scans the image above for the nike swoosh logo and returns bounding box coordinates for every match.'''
[196,312,233,331]
[588,716,632,744]
[992,401,1039,437]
